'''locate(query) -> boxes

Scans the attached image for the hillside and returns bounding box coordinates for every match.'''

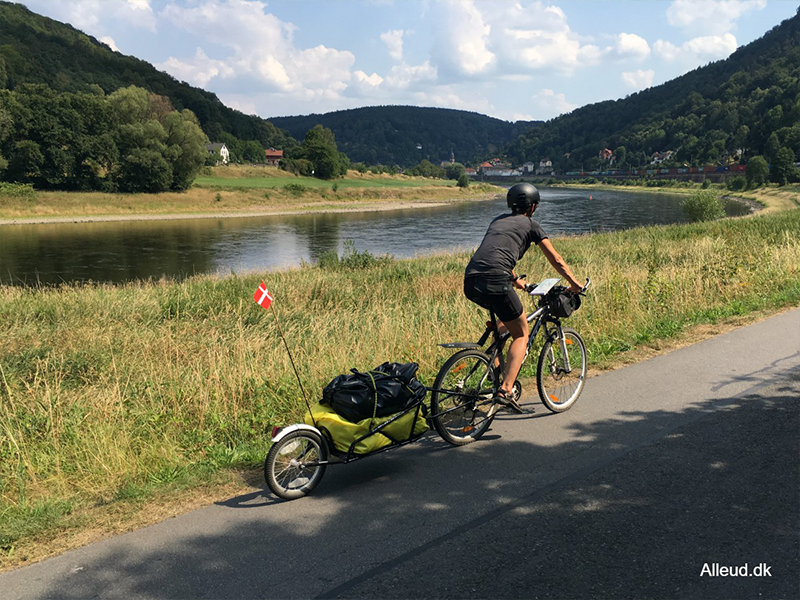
[0,1,296,151]
[271,106,540,167]
[508,8,800,172]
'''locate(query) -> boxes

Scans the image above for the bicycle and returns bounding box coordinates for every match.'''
[430,277,591,446]
[264,277,590,499]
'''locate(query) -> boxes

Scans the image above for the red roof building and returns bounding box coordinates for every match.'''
[265,148,284,166]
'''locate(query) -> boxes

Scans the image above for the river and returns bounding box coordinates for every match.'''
[0,187,750,286]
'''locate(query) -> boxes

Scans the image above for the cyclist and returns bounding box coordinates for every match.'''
[463,182,583,412]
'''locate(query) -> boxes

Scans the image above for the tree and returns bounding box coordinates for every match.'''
[116,148,172,193]
[746,155,769,188]
[444,162,466,180]
[6,140,44,183]
[614,146,627,167]
[765,132,780,162]
[241,140,265,163]
[296,125,348,179]
[769,146,796,185]
[163,109,208,190]
[107,86,150,125]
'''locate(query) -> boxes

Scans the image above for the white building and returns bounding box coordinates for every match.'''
[205,143,230,165]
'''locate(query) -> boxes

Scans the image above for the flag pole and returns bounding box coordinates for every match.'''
[269,303,317,427]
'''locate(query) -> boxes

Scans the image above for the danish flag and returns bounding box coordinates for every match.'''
[253,281,273,310]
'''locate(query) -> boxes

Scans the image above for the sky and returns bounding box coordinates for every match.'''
[10,0,800,122]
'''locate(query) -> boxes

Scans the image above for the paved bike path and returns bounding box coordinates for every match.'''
[2,308,798,600]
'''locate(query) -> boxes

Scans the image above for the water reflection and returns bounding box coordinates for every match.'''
[0,188,751,286]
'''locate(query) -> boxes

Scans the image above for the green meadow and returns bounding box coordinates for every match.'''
[194,174,456,189]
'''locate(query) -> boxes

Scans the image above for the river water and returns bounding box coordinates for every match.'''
[0,187,750,286]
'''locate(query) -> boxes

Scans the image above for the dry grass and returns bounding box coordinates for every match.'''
[0,170,502,222]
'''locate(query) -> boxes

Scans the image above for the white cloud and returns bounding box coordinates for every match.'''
[384,61,437,90]
[608,33,651,61]
[219,94,258,115]
[621,69,655,90]
[381,29,405,61]
[666,0,766,36]
[430,0,494,76]
[488,2,600,73]
[18,0,156,34]
[430,2,650,78]
[654,33,738,64]
[156,48,235,88]
[100,36,119,53]
[532,89,578,119]
[159,1,355,96]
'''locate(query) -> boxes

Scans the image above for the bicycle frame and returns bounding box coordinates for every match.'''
[439,282,588,391]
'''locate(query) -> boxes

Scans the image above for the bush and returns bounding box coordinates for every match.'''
[456,174,470,188]
[726,176,747,191]
[681,190,724,222]
[284,183,310,196]
[0,182,36,198]
[317,240,393,270]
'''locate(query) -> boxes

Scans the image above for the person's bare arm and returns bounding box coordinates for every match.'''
[538,238,582,292]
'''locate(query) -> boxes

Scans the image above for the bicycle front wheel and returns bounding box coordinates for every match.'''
[537,327,587,413]
[431,349,497,446]
[265,430,328,500]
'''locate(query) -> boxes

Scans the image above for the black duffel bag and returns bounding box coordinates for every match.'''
[321,362,427,423]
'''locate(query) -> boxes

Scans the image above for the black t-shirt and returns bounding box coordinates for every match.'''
[464,213,548,279]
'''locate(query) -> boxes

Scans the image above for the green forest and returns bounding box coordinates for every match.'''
[0,1,296,153]
[0,84,210,192]
[508,8,800,173]
[271,106,539,167]
[3,1,800,188]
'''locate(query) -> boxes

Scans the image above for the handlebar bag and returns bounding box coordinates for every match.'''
[541,286,581,318]
[321,361,427,423]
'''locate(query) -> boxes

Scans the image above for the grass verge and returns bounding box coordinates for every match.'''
[1,207,799,570]
[0,167,501,222]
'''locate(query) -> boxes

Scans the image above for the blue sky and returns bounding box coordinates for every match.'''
[12,0,800,122]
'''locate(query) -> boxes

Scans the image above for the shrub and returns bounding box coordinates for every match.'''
[0,182,36,198]
[682,190,724,222]
[317,240,393,270]
[456,174,470,188]
[284,183,310,196]
[726,176,747,191]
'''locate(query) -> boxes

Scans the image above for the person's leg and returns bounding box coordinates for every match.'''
[499,313,529,397]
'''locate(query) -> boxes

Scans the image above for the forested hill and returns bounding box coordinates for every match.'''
[271,106,540,167]
[0,1,296,151]
[509,8,800,172]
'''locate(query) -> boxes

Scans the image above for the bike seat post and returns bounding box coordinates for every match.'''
[488,309,499,339]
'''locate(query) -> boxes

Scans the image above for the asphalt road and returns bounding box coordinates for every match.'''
[2,308,798,600]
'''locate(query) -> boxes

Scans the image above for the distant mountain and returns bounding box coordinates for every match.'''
[0,0,296,150]
[271,106,541,167]
[507,8,800,172]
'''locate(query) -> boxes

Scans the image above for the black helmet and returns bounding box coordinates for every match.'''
[507,183,540,214]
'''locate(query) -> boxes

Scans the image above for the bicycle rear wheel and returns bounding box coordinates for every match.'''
[431,349,497,446]
[536,327,587,413]
[265,430,328,500]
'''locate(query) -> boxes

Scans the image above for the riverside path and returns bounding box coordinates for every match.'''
[1,308,798,600]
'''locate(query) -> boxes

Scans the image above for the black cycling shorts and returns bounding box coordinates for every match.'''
[463,276,523,323]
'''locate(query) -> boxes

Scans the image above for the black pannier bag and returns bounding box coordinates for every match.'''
[541,286,581,318]
[321,362,427,423]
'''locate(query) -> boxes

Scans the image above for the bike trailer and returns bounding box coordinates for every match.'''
[304,401,428,455]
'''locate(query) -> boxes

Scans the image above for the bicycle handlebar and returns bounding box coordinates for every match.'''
[524,277,591,295]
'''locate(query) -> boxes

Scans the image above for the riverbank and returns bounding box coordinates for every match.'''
[0,170,503,226]
[2,207,799,570]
